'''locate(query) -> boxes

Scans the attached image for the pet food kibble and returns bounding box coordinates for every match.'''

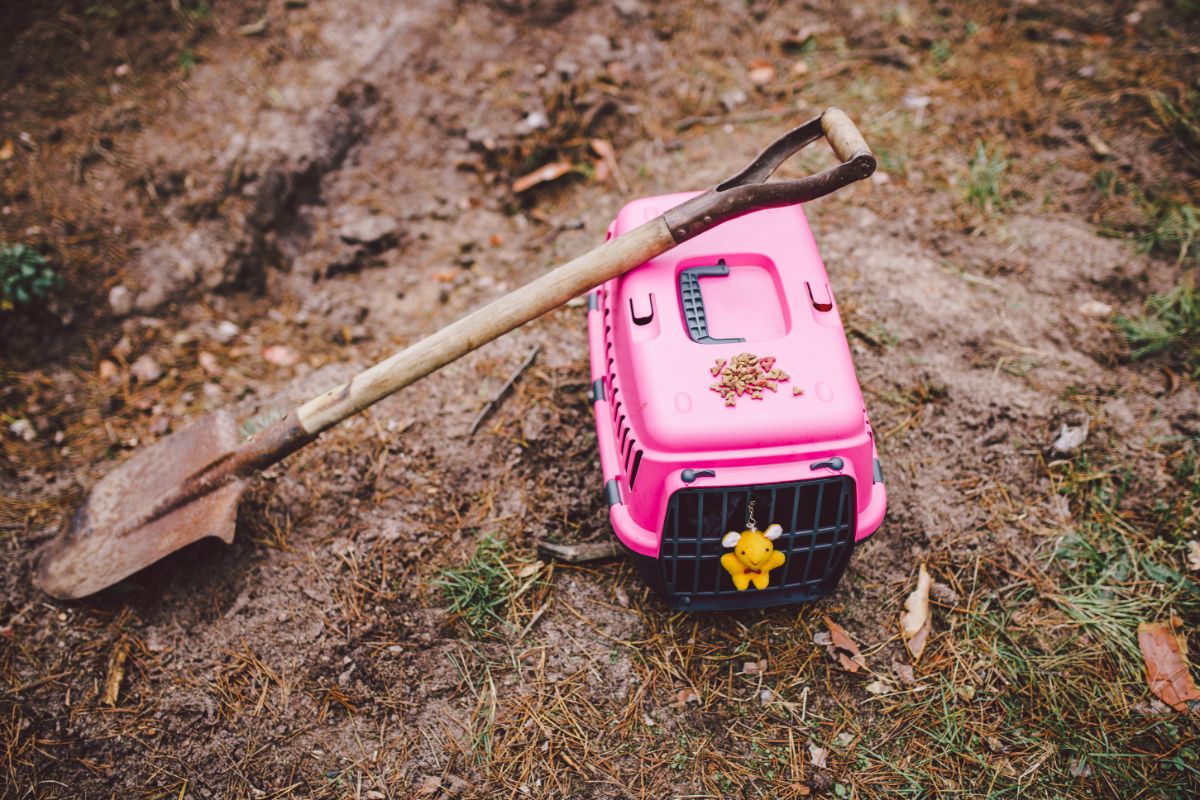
[708,352,795,407]
[793,386,805,396]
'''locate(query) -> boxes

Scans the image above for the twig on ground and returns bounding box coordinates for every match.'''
[536,539,622,564]
[468,346,541,435]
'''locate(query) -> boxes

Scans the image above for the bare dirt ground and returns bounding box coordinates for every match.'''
[2,1,1199,798]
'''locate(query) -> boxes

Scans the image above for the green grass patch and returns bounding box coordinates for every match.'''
[1092,171,1197,266]
[1138,201,1198,265]
[965,140,1008,215]
[1117,278,1200,377]
[0,244,59,311]
[435,535,540,637]
[862,446,1200,797]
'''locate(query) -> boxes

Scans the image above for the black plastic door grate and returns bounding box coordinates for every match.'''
[659,477,857,610]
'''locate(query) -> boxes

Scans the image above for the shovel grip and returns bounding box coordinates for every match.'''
[821,107,871,164]
[662,107,875,243]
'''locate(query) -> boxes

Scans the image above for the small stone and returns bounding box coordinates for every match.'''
[720,89,748,112]
[1051,419,1089,454]
[9,419,35,442]
[98,359,119,383]
[213,320,240,344]
[108,285,133,317]
[262,345,300,367]
[1078,299,1112,317]
[337,664,355,686]
[517,110,549,133]
[130,355,163,383]
[929,582,959,606]
[747,59,776,86]
[336,214,400,247]
[198,351,220,376]
[611,0,644,18]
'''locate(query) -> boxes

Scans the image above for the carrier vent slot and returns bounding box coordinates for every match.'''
[629,449,644,489]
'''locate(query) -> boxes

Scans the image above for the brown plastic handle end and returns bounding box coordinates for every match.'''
[663,107,876,243]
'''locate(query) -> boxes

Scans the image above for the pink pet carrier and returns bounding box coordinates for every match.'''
[587,194,886,610]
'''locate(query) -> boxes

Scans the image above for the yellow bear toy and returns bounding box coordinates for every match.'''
[720,524,786,591]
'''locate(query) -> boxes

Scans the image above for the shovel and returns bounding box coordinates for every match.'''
[36,108,874,600]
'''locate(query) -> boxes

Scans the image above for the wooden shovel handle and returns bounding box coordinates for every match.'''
[294,220,675,434]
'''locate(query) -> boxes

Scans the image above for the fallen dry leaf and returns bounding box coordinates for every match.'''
[237,16,269,36]
[1085,132,1112,158]
[0,139,13,161]
[262,345,300,367]
[590,138,628,192]
[808,743,828,769]
[1187,540,1200,572]
[414,775,442,797]
[742,659,767,675]
[593,157,611,184]
[865,679,890,695]
[102,636,129,707]
[1138,617,1200,712]
[1051,419,1089,454]
[676,687,700,705]
[900,564,932,663]
[891,660,916,685]
[512,160,573,193]
[823,615,866,672]
[515,560,542,579]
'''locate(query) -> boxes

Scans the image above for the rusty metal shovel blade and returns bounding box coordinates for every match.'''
[37,411,246,599]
